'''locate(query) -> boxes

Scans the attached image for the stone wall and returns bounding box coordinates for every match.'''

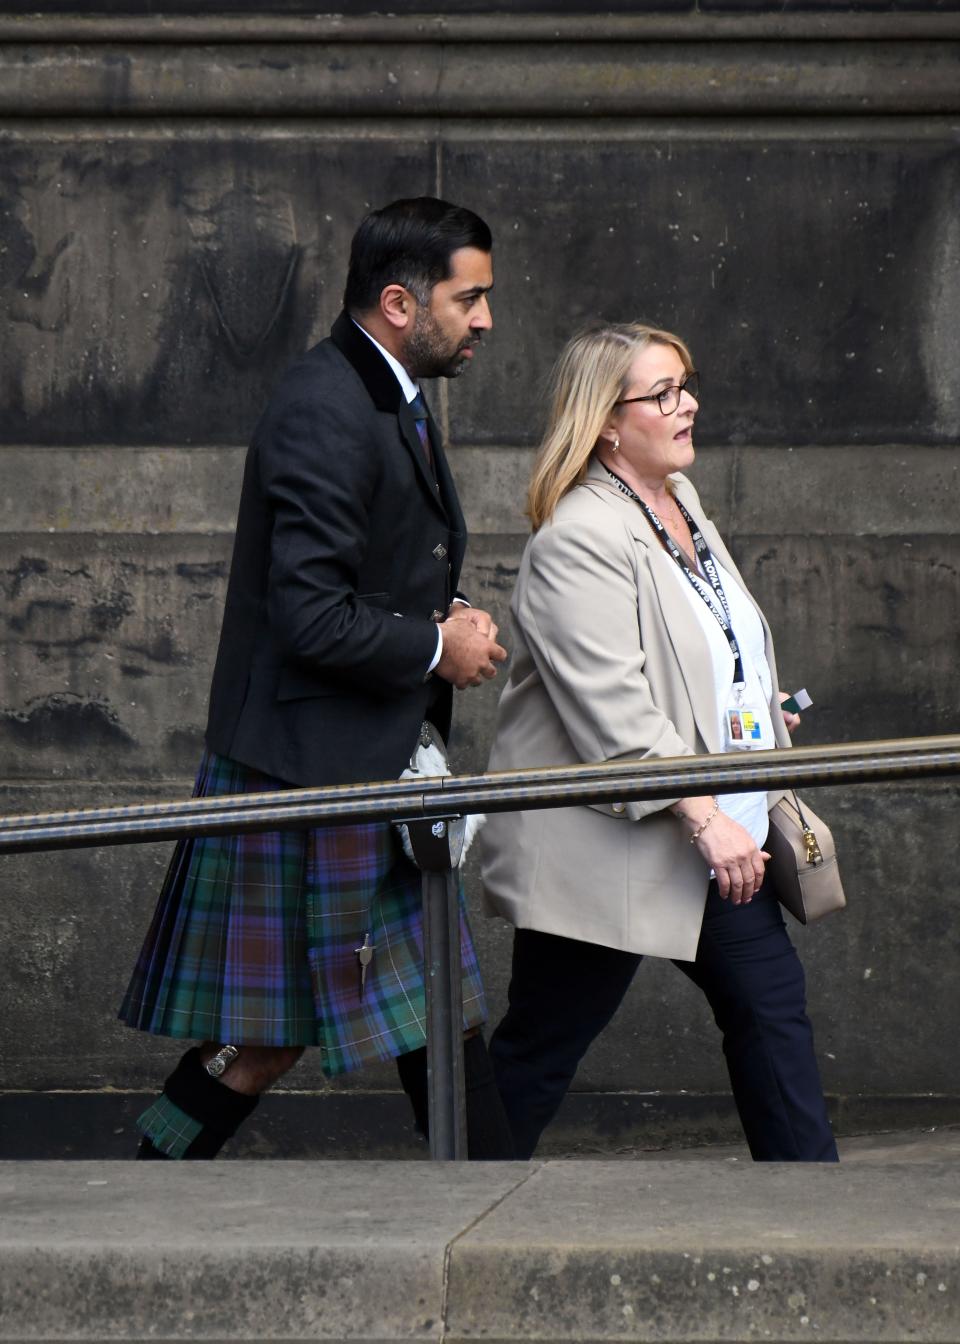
[1,4,958,1156]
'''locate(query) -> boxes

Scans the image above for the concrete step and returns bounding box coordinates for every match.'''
[2,1156,959,1343]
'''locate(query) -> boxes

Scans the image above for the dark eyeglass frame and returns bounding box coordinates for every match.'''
[615,370,700,416]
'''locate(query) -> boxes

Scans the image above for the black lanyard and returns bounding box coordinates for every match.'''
[603,467,745,686]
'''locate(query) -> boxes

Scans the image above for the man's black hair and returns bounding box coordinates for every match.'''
[343,197,492,313]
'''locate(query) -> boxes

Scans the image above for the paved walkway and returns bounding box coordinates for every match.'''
[2,1127,958,1343]
[627,1122,960,1164]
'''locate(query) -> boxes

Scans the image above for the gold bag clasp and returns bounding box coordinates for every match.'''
[802,825,823,865]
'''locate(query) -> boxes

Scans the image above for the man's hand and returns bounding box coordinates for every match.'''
[446,603,496,638]
[435,609,507,689]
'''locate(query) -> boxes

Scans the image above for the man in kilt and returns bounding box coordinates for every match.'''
[120,197,515,1160]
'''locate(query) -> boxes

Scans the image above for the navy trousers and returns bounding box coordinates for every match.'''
[489,879,838,1162]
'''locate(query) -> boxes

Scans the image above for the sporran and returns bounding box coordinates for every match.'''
[394,721,484,868]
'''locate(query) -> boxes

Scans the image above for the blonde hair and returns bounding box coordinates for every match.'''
[526,322,694,530]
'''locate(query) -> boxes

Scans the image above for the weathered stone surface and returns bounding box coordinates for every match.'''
[0,1160,533,1341]
[708,0,958,9]
[0,782,198,1091]
[0,1090,431,1160]
[1,1161,958,1343]
[447,1162,960,1343]
[4,441,956,539]
[732,535,960,743]
[1,0,958,14]
[4,1084,960,1161]
[2,127,957,448]
[3,12,959,39]
[442,127,960,448]
[798,782,960,1096]
[2,40,958,117]
[0,447,243,535]
[0,129,436,446]
[0,533,229,779]
[0,0,692,13]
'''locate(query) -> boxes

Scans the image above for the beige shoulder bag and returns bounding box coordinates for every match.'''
[766,791,846,924]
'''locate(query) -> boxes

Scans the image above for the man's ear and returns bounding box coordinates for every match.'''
[380,284,412,331]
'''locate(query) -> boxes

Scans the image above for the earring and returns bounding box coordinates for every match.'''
[612,436,620,453]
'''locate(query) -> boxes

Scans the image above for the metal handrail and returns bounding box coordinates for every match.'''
[0,734,958,854]
[5,733,959,1160]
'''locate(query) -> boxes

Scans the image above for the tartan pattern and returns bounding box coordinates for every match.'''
[138,1094,202,1159]
[119,751,486,1077]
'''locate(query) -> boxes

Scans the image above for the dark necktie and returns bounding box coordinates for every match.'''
[409,391,435,474]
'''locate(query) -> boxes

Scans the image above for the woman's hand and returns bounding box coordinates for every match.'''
[778,691,801,735]
[672,796,768,904]
[696,813,770,904]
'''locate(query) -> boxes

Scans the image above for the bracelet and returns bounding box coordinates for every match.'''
[688,799,720,845]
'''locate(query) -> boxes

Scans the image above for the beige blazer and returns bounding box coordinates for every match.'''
[480,459,791,962]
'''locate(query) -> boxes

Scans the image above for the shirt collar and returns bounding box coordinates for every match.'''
[352,320,419,405]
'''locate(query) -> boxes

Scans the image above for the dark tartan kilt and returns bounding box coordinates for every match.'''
[119,751,487,1077]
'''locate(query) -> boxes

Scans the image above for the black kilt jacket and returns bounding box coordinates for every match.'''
[205,311,467,787]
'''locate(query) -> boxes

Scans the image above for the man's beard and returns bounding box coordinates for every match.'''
[405,307,478,380]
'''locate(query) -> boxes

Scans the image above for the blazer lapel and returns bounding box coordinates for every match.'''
[582,462,724,753]
[330,310,404,411]
[331,312,451,523]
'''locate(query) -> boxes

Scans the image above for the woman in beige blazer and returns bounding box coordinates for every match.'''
[482,322,837,1162]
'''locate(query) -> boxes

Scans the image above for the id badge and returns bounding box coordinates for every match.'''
[725,705,764,749]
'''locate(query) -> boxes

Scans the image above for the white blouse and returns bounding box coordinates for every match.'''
[662,554,776,849]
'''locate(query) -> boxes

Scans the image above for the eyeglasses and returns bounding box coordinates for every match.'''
[616,370,700,416]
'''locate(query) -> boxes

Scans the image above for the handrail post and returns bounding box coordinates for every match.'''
[404,816,468,1161]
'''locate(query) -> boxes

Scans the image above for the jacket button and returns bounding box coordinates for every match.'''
[432,543,447,559]
[612,803,625,814]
